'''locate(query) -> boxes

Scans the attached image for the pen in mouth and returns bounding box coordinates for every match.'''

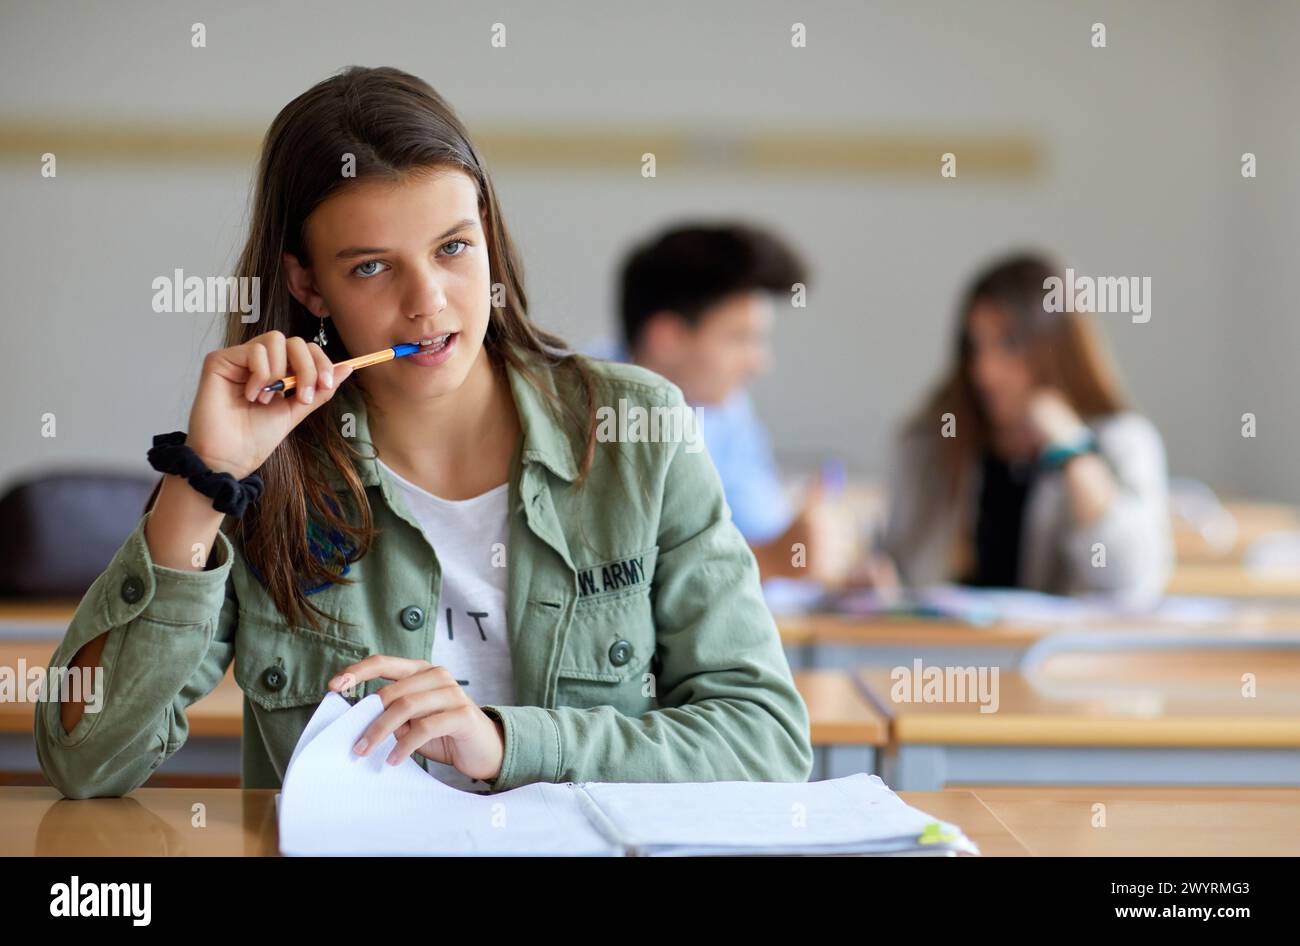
[262,342,421,394]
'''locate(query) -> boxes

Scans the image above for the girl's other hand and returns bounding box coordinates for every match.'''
[327,656,506,783]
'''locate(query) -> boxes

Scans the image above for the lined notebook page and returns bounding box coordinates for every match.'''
[579,775,973,855]
[278,694,617,856]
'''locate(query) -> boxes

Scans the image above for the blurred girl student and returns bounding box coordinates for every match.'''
[36,66,811,798]
[882,254,1172,600]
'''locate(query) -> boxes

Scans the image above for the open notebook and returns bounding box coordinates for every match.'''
[277,692,979,857]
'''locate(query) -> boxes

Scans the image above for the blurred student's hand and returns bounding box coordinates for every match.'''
[756,482,858,586]
[1027,388,1088,448]
[843,552,902,594]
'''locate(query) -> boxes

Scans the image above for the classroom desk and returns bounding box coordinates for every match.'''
[0,600,78,637]
[960,786,1300,856]
[1167,563,1300,598]
[7,784,1297,856]
[0,786,1028,857]
[794,669,888,779]
[860,655,1300,791]
[1174,499,1300,564]
[779,608,1300,673]
[780,613,1057,672]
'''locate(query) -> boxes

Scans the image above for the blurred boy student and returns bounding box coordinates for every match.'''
[602,223,854,584]
[882,253,1173,600]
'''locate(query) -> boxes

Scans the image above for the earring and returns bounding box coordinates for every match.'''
[314,315,328,348]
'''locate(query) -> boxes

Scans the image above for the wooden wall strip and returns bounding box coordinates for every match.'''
[0,120,1042,178]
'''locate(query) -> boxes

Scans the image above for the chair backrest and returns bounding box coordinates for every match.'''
[0,471,157,597]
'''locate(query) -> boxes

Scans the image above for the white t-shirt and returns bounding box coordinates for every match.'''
[376,457,514,793]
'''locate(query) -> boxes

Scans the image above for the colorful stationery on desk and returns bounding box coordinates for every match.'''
[277,693,979,857]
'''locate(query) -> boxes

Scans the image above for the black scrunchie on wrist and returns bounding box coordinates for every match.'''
[147,431,265,518]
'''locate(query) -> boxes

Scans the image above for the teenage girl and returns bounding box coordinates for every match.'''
[37,67,812,797]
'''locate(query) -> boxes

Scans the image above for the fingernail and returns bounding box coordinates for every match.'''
[386,751,400,765]
[259,390,273,404]
[353,738,368,755]
[301,386,315,404]
[322,370,334,389]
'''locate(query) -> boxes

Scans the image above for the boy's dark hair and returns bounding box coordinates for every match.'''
[618,223,807,349]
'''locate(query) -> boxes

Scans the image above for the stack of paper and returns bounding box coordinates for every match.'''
[277,693,979,857]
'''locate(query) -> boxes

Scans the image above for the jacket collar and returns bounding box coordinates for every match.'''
[322,353,580,491]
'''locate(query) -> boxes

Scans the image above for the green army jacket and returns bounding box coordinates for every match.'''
[36,355,812,798]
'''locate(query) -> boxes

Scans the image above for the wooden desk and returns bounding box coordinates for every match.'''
[781,613,1044,648]
[780,613,1053,674]
[1174,500,1300,564]
[0,599,79,637]
[779,607,1300,676]
[964,786,1300,856]
[0,786,280,856]
[793,669,888,780]
[0,786,1028,857]
[1168,562,1300,598]
[861,658,1300,790]
[9,783,1298,856]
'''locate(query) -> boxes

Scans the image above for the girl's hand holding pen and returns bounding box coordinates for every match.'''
[327,656,506,783]
[187,330,354,480]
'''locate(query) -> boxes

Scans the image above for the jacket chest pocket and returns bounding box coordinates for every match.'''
[556,546,658,711]
[234,612,370,711]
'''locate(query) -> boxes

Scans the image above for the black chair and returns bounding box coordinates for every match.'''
[0,472,158,598]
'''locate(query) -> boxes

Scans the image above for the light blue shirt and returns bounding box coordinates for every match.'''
[583,337,793,544]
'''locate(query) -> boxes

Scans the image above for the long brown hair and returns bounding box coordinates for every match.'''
[146,66,597,630]
[905,253,1127,529]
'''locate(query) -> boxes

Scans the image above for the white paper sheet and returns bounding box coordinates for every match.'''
[278,693,618,856]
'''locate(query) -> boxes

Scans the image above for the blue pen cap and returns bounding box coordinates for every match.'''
[821,459,847,494]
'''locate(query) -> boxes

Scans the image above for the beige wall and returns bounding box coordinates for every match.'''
[0,0,1290,500]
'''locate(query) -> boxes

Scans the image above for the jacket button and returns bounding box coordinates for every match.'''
[262,666,287,691]
[120,575,145,604]
[400,606,425,630]
[608,640,632,667]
